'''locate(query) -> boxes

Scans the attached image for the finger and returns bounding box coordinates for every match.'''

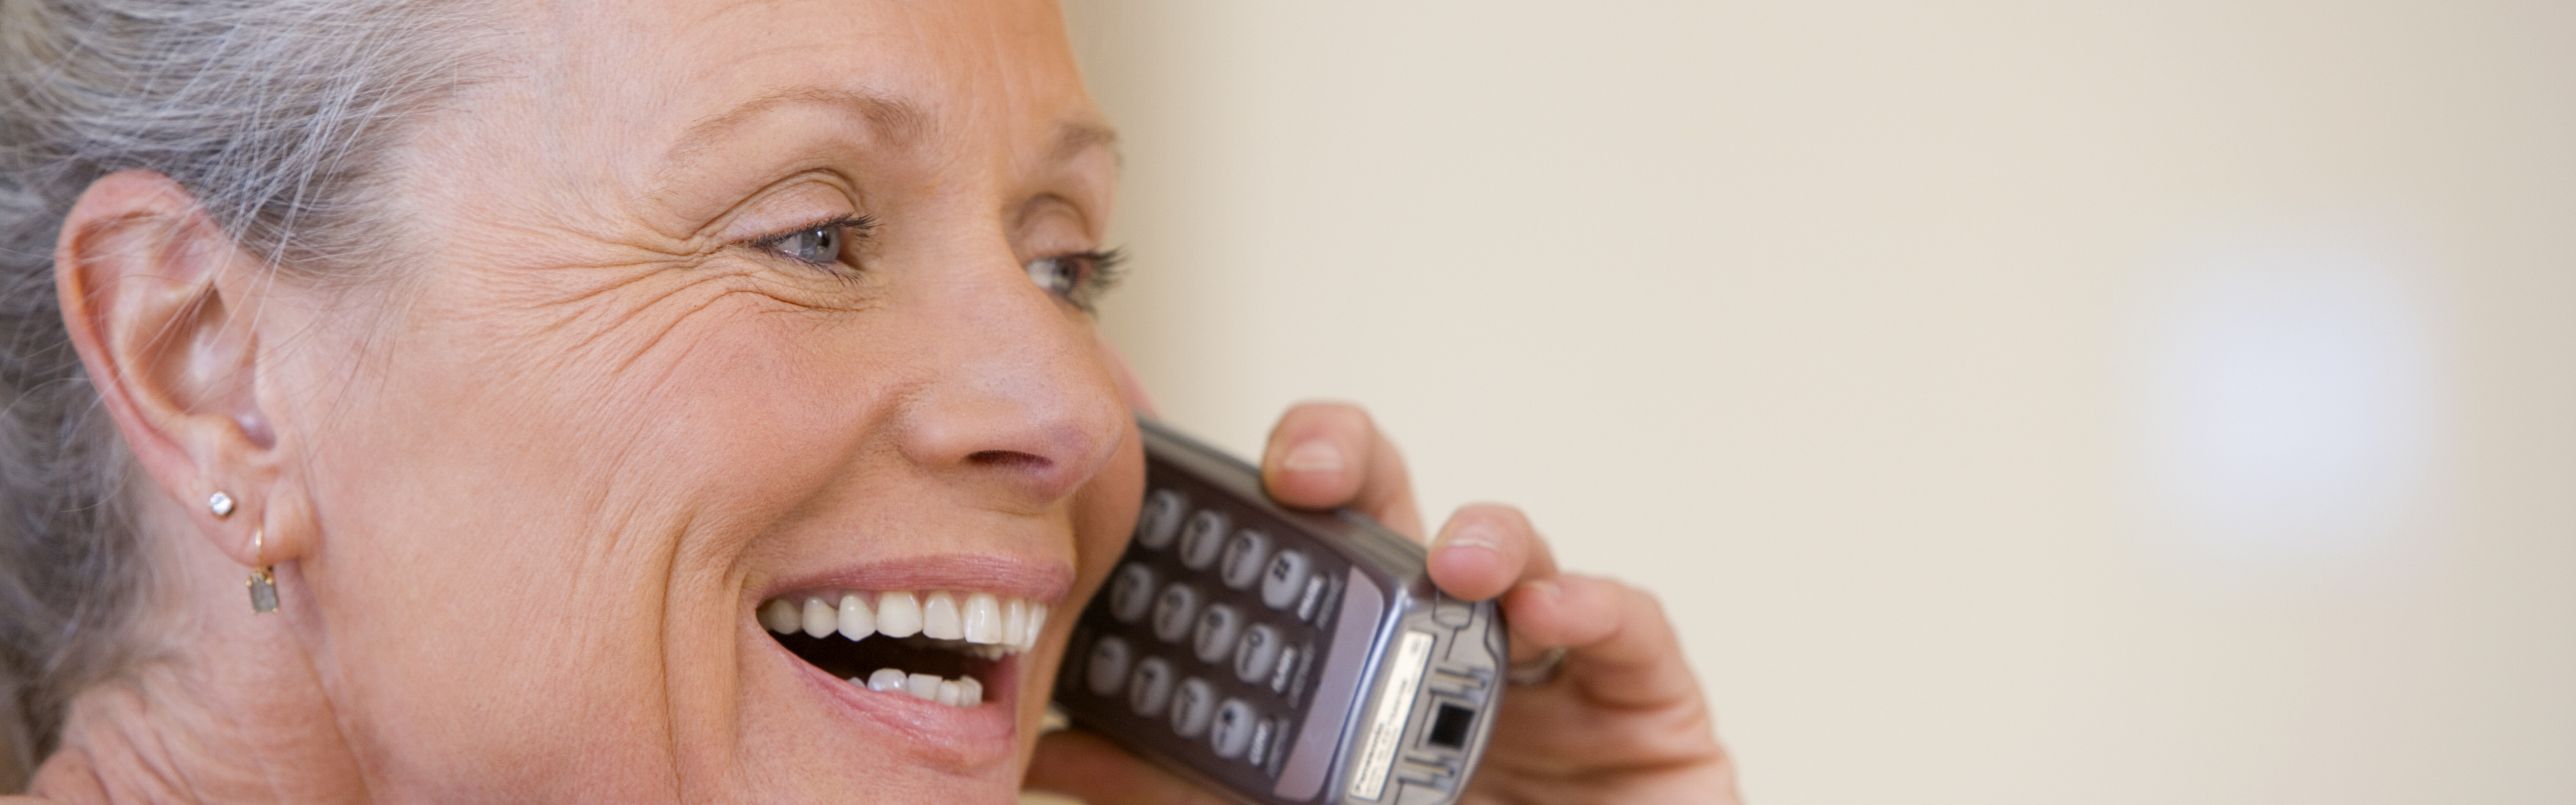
[1259,401,1423,538]
[1426,503,1561,603]
[1501,573,1703,709]
[1024,728,1229,805]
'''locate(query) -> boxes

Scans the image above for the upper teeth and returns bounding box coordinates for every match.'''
[759,590,1048,653]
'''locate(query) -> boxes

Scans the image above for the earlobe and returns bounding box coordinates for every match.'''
[56,170,287,568]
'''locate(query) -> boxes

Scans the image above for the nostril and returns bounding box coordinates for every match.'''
[966,450,1052,472]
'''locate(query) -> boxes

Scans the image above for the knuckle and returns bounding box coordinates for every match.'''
[1449,505,1525,540]
[1287,400,1373,436]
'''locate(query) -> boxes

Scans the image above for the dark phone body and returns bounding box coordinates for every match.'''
[1054,418,1506,805]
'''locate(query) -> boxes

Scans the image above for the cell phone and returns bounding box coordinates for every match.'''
[1054,418,1507,805]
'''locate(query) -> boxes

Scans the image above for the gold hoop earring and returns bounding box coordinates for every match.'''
[247,527,278,614]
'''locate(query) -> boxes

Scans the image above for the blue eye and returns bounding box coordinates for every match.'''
[754,215,873,268]
[775,226,839,264]
[1024,249,1126,311]
[1026,255,1079,296]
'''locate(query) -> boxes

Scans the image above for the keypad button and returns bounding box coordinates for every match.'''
[1249,716,1283,767]
[1219,530,1270,590]
[1260,550,1311,610]
[1171,678,1216,738]
[1127,657,1174,717]
[1295,575,1328,622]
[1085,636,1131,697]
[1179,510,1228,570]
[1268,644,1302,692]
[1151,583,1200,644]
[1135,489,1186,550]
[1233,624,1283,683]
[1191,604,1242,664]
[1210,698,1259,760]
[1108,563,1157,623]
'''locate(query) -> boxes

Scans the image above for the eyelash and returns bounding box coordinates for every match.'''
[1025,247,1127,312]
[746,217,1124,311]
[750,215,877,271]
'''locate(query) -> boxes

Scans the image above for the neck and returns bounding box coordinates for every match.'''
[32,669,259,804]
[27,511,367,804]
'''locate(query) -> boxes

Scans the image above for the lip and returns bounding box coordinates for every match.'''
[762,624,1022,757]
[748,553,1064,768]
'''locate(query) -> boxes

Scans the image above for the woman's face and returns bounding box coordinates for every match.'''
[256,1,1138,801]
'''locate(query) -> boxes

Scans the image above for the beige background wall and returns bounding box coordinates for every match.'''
[1058,1,2575,802]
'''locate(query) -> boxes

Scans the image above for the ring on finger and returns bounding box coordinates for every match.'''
[1505,646,1570,686]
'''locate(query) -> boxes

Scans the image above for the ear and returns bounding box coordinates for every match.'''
[57,170,284,569]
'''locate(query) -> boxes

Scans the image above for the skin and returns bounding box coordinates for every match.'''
[16,1,1740,803]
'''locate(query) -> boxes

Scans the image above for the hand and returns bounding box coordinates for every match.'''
[1027,402,1741,805]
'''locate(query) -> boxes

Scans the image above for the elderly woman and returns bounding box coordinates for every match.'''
[0,1,1734,802]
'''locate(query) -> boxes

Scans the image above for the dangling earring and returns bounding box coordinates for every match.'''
[247,527,278,614]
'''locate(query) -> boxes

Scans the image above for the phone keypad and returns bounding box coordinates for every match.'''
[1267,644,1303,692]
[1066,423,1499,805]
[1128,657,1174,717]
[1085,636,1131,697]
[1211,698,1259,759]
[1109,563,1157,623]
[1171,678,1217,738]
[1151,583,1200,643]
[1192,604,1243,664]
[1260,550,1309,610]
[1233,624,1283,683]
[1295,575,1328,622]
[1219,530,1270,590]
[1179,510,1228,569]
[1068,470,1350,787]
[1247,716,1282,768]
[1137,490,1186,550]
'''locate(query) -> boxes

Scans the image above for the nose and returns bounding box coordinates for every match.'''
[892,244,1130,508]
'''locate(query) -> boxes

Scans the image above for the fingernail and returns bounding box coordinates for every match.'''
[1281,439,1343,473]
[1444,523,1502,556]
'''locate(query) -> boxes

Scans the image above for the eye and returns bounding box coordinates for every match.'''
[1025,254,1080,297]
[752,215,874,268]
[1024,248,1126,311]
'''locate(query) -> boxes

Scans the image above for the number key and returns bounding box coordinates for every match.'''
[1261,549,1311,610]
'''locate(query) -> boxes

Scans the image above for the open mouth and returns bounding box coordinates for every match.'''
[759,590,1048,708]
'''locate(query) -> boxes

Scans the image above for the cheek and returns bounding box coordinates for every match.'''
[286,292,888,795]
[1018,422,1141,749]
[1069,427,1147,604]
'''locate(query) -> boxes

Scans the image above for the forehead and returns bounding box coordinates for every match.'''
[510,0,1102,189]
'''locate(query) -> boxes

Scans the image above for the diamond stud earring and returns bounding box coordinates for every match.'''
[209,491,235,518]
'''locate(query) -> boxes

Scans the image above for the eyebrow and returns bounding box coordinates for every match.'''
[664,87,933,172]
[657,87,1123,190]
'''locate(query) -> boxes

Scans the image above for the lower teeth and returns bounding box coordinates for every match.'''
[856,668,983,708]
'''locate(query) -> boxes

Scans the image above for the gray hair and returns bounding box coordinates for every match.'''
[0,0,486,789]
